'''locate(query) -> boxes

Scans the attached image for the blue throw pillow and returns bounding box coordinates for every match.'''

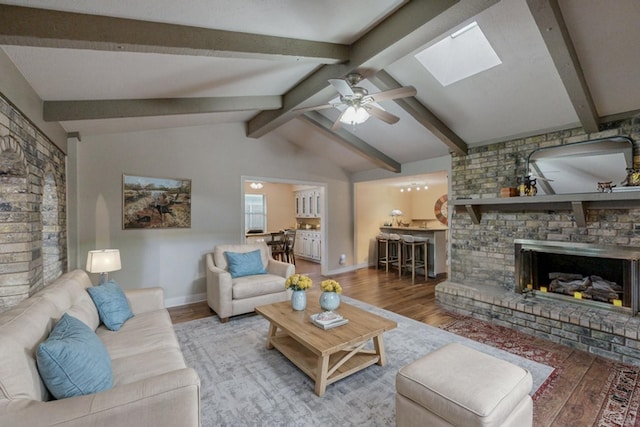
[225,249,267,278]
[37,313,113,400]
[87,280,134,331]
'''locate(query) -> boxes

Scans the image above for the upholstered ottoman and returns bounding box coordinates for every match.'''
[396,343,533,427]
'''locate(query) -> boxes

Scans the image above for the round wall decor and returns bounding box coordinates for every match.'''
[434,194,448,226]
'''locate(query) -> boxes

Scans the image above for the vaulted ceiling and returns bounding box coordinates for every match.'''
[1,0,639,174]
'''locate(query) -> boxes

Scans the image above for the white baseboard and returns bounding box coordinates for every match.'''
[165,292,206,308]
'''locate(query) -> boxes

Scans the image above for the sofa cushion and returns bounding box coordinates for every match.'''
[225,249,267,278]
[36,314,113,400]
[232,274,287,299]
[87,280,134,331]
[97,309,180,360]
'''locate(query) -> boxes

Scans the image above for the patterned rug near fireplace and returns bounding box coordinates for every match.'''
[441,315,640,427]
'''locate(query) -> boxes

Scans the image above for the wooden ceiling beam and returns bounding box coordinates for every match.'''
[300,112,401,173]
[43,96,282,121]
[526,0,600,133]
[0,4,348,64]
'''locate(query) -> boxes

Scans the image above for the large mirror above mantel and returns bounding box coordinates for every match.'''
[527,136,634,195]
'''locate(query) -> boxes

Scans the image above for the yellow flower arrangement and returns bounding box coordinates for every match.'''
[285,274,313,291]
[320,279,342,294]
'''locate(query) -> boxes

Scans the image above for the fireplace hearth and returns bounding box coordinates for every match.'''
[515,239,640,314]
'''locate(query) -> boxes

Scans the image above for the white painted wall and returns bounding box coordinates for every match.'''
[69,122,353,306]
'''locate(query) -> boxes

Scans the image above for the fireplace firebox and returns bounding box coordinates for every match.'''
[515,239,640,314]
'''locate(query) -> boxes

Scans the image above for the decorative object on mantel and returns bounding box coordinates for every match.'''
[597,181,615,193]
[518,175,537,196]
[285,274,312,311]
[621,168,640,187]
[500,187,519,198]
[319,279,342,311]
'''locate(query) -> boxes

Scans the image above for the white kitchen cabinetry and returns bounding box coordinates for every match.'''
[294,230,321,262]
[294,189,322,218]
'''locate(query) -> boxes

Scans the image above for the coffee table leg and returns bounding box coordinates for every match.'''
[266,322,277,349]
[373,335,387,366]
[315,355,330,396]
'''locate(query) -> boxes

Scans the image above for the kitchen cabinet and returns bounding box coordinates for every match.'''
[294,188,322,218]
[294,230,321,262]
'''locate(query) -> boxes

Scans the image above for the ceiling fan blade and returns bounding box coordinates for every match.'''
[367,86,416,103]
[367,105,400,124]
[328,78,354,97]
[292,103,336,113]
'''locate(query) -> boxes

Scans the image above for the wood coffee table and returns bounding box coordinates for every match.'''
[255,298,397,396]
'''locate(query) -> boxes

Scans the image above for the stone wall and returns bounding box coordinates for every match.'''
[449,118,640,291]
[0,93,66,312]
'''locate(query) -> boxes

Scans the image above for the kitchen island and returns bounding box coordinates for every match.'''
[379,227,447,278]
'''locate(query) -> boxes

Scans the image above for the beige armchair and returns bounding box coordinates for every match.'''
[206,242,294,322]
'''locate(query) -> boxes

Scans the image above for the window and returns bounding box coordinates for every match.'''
[245,194,266,231]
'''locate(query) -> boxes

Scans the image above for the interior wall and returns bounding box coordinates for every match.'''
[70,122,353,306]
[354,184,410,266]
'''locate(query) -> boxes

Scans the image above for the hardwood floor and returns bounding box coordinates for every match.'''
[169,259,617,427]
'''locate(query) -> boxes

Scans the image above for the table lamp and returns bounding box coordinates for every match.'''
[390,209,403,227]
[86,249,122,284]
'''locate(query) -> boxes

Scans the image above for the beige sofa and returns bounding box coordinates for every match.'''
[0,269,200,427]
[206,242,294,322]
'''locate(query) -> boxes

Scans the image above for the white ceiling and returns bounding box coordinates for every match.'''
[1,0,640,175]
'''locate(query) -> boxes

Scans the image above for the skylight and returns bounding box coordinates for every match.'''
[415,22,501,86]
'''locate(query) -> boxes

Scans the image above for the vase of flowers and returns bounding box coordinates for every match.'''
[319,279,342,311]
[285,274,312,311]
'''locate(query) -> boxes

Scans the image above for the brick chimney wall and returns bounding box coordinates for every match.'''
[0,94,67,312]
[449,118,640,291]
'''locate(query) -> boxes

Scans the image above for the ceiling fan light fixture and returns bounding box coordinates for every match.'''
[340,105,370,125]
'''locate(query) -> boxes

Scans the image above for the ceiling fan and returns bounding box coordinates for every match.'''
[294,73,416,131]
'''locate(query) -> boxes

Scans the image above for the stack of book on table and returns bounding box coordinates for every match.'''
[310,311,349,330]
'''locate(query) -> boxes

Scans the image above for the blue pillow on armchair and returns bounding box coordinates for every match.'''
[225,249,267,278]
[87,280,134,331]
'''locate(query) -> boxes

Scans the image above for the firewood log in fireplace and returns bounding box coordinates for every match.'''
[548,273,622,302]
[549,275,590,295]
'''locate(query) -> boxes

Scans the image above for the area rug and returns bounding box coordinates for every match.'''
[441,315,640,427]
[174,296,553,426]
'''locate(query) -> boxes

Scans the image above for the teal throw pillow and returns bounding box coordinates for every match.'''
[37,313,113,400]
[226,249,267,278]
[87,280,134,331]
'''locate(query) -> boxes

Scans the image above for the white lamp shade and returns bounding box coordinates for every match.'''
[340,106,370,125]
[390,209,404,216]
[86,249,122,273]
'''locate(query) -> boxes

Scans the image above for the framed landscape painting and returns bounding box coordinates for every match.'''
[122,174,191,229]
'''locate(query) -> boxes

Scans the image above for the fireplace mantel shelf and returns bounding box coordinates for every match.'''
[451,191,640,226]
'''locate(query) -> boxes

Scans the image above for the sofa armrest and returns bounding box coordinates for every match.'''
[124,287,165,315]
[267,259,295,279]
[0,368,200,427]
[205,254,233,319]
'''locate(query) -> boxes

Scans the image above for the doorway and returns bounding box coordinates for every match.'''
[241,176,327,275]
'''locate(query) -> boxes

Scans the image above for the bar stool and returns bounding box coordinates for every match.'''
[400,235,428,282]
[376,234,390,271]
[387,234,402,276]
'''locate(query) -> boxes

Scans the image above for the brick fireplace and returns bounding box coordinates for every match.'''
[436,118,640,365]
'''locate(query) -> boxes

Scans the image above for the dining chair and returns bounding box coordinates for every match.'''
[284,230,296,265]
